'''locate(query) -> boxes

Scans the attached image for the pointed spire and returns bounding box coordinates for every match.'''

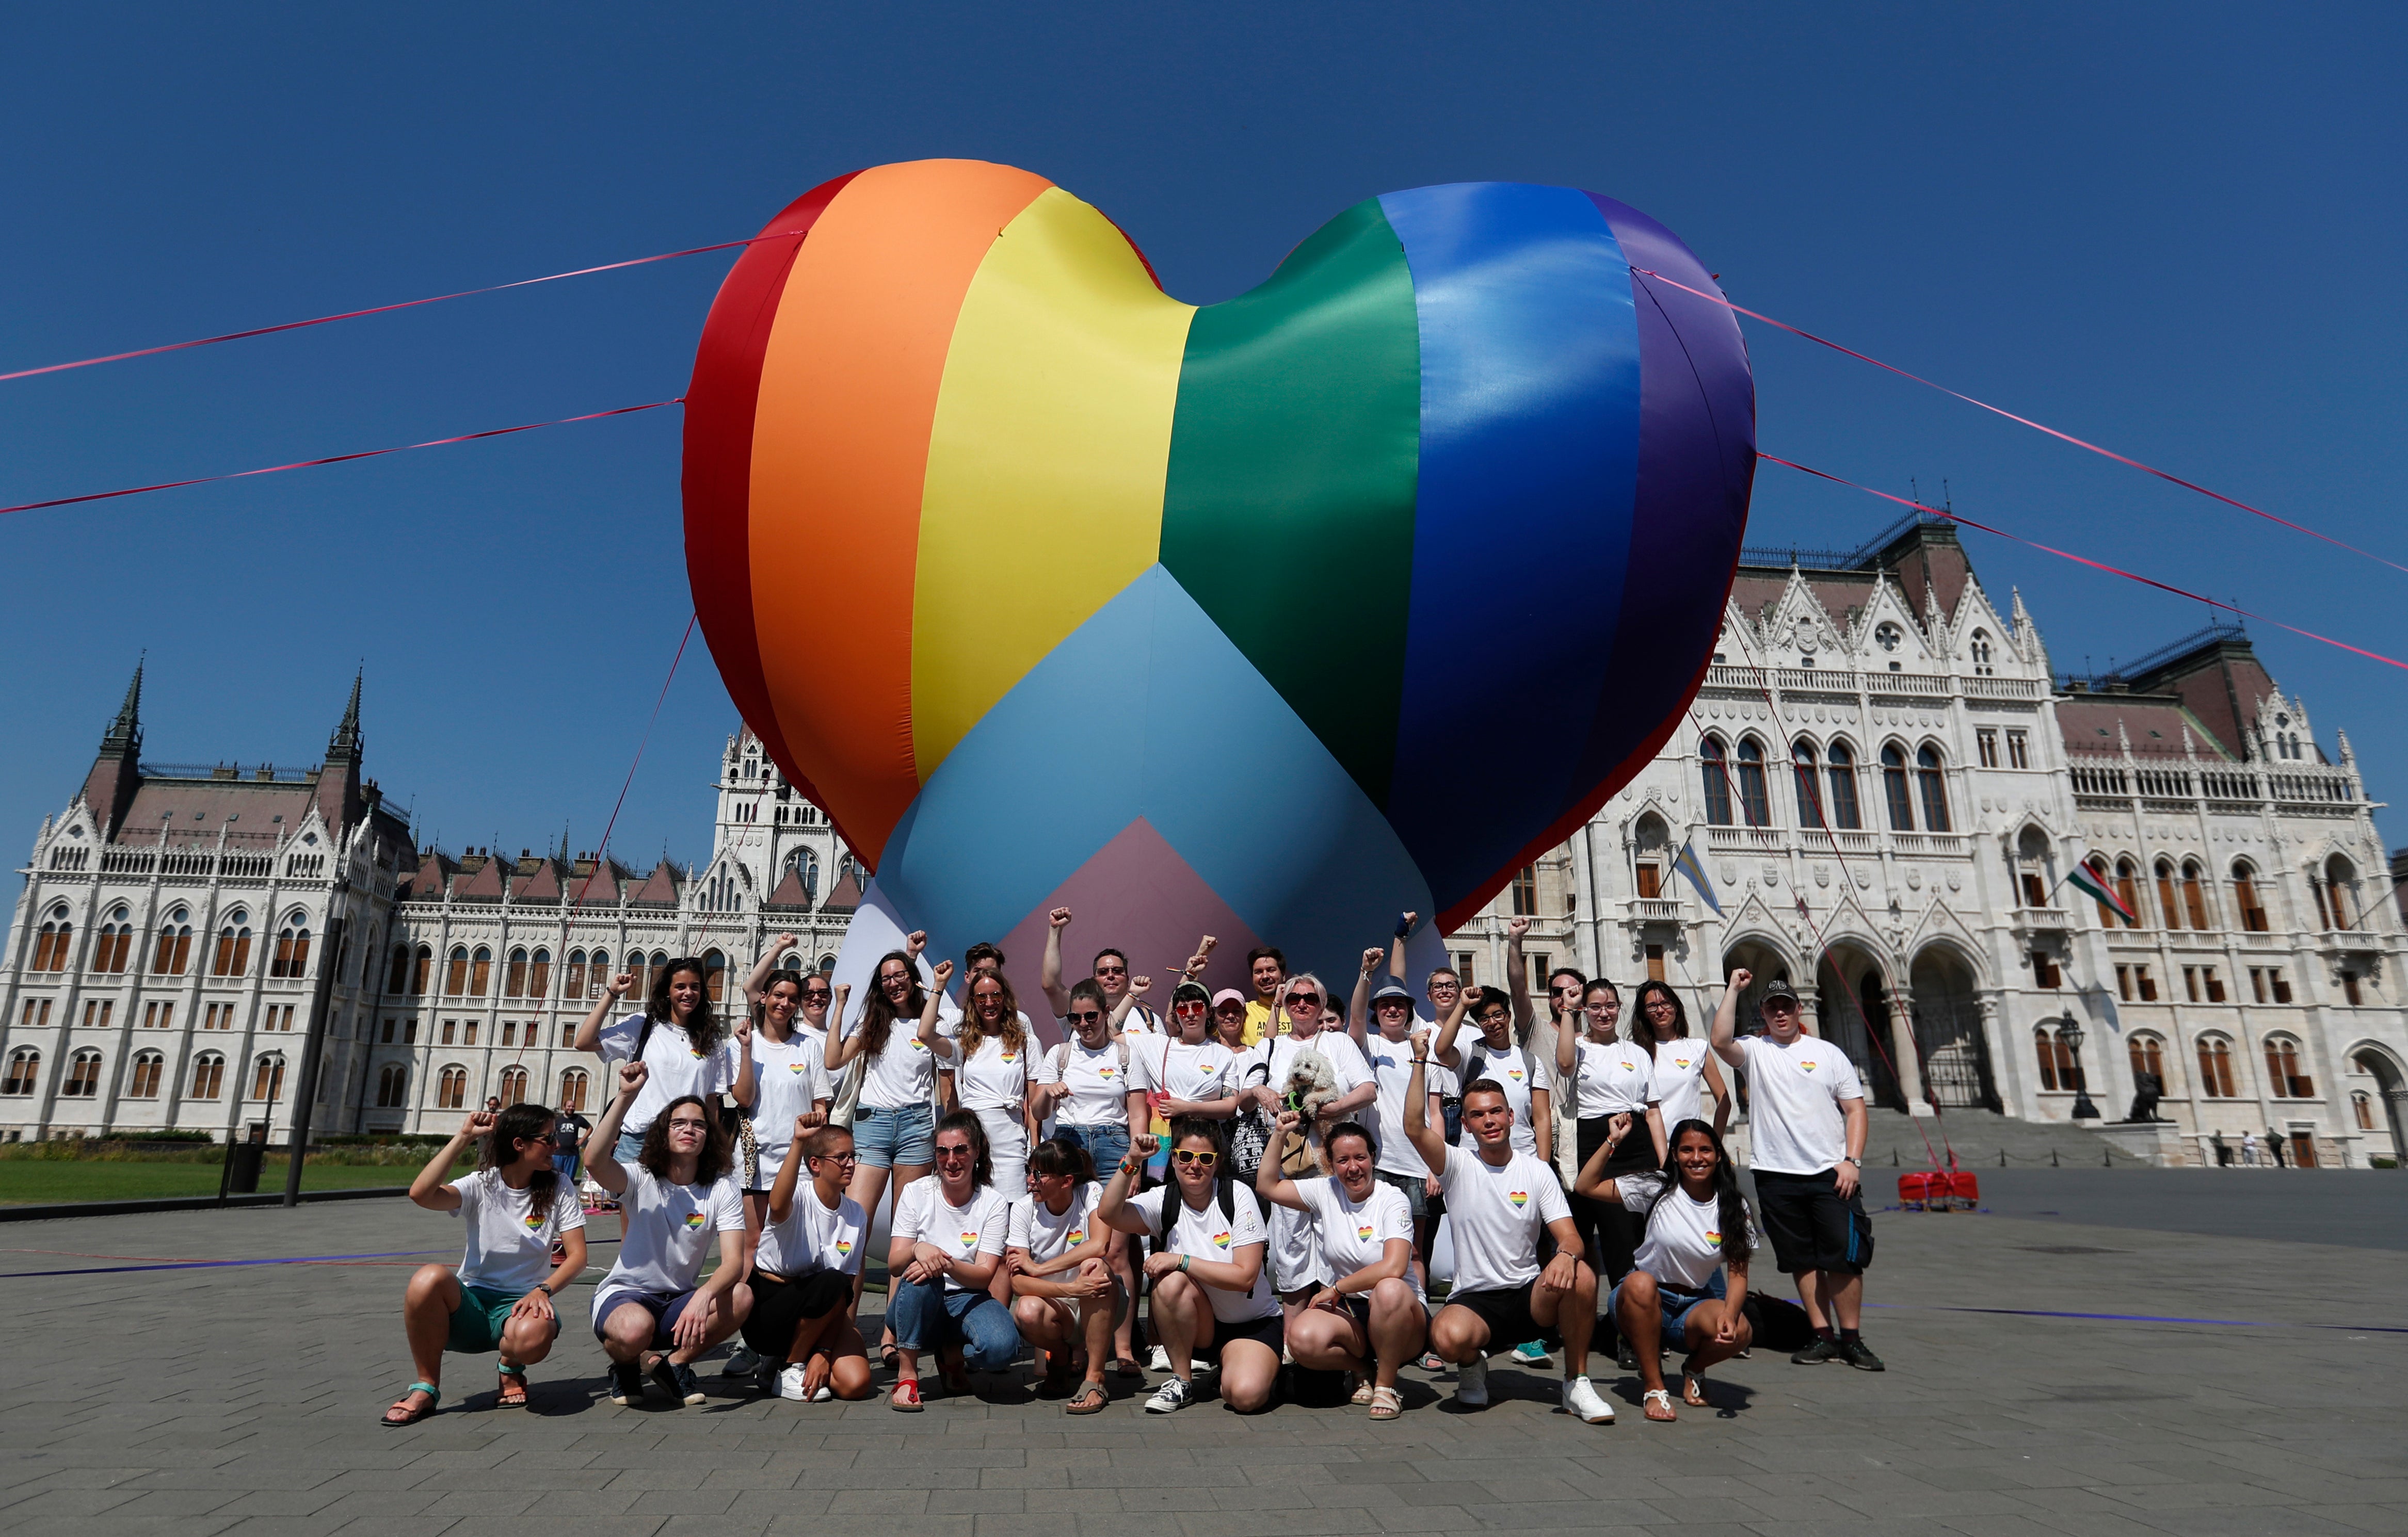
[99,659,143,758]
[327,669,362,760]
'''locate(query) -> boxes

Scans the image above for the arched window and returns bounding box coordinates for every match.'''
[2195,1037,2237,1098]
[2180,861,2211,930]
[2033,1024,2084,1093]
[1915,745,1951,832]
[2115,860,2145,928]
[564,949,589,1000]
[270,916,312,978]
[386,944,412,993]
[376,1064,409,1108]
[212,912,253,977]
[129,1051,164,1098]
[2264,1036,2311,1099]
[60,1049,104,1098]
[587,950,609,999]
[505,948,528,997]
[528,948,551,999]
[3,1048,38,1096]
[626,951,650,999]
[497,1066,528,1106]
[437,1066,468,1110]
[154,909,193,976]
[1824,741,1863,830]
[702,950,728,1004]
[2083,858,2120,927]
[1699,737,1733,826]
[2232,862,2269,932]
[2356,1091,2377,1130]
[2321,855,2358,930]
[1880,746,1915,831]
[2033,1027,2059,1092]
[92,907,133,974]
[651,950,671,981]
[33,905,72,972]
[1969,629,1994,675]
[410,944,432,993]
[188,1051,224,1100]
[559,1068,589,1113]
[2127,1033,2165,1084]
[2154,860,2181,930]
[469,947,492,996]
[2016,828,2051,907]
[445,946,470,996]
[1735,739,1772,827]
[250,1054,286,1102]
[1792,741,1825,828]
[817,955,838,975]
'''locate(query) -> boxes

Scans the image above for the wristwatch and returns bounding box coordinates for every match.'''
[1841,1156,1862,1167]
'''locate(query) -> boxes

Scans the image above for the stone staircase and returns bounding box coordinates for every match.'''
[1729,1106,2156,1171]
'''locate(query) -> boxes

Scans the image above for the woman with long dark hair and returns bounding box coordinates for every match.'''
[382,1103,587,1425]
[585,1064,753,1409]
[1630,980,1731,1137]
[574,956,756,1164]
[1004,1136,1118,1414]
[724,960,835,1380]
[821,950,954,1239]
[1575,1115,1756,1421]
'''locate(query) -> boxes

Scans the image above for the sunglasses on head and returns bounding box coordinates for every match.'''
[1172,1148,1218,1167]
[1066,1009,1102,1024]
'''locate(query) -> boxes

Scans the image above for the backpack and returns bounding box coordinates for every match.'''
[1742,1293,1818,1352]
[1151,1173,1238,1264]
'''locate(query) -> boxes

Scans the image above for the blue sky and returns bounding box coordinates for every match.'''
[2,4,2401,868]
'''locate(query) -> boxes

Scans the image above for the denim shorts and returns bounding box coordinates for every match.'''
[1054,1121,1129,1175]
[853,1102,936,1169]
[1610,1269,1727,1340]
[614,1128,646,1163]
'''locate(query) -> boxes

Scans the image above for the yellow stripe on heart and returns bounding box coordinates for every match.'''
[910,185,1197,781]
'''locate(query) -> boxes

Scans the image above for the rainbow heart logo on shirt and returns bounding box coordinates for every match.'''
[1622,1060,1640,1072]
[683,1212,707,1230]
[1672,1056,1692,1070]
[1067,1227,1087,1245]
[958,1230,980,1248]
[1000,1054,1017,1064]
[691,1047,708,1059]
[1356,1224,1375,1242]
[833,1239,854,1256]
[789,1061,810,1074]
[522,1212,544,1231]
[1706,1230,1722,1249]
[1506,1068,1524,1082]
[908,1038,930,1053]
[1507,1190,1529,1208]
[1098,1066,1118,1079]
[1211,1229,1232,1250]
[1801,1060,1818,1073]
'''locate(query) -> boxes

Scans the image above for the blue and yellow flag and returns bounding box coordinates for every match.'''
[1671,839,1723,916]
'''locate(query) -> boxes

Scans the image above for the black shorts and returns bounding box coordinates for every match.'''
[1203,1311,1285,1358]
[1753,1169,1874,1276]
[1443,1286,1547,1350]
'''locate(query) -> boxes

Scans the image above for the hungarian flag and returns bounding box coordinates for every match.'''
[2067,860,2135,924]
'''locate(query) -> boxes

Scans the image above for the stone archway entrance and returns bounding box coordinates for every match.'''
[2351,1046,2408,1168]
[1911,948,1997,1110]
[1815,944,1906,1111]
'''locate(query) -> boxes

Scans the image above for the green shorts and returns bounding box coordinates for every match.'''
[445,1283,547,1354]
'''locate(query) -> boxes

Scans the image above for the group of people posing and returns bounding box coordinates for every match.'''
[383,908,1882,1428]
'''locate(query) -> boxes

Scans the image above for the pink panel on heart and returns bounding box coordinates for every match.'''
[990,817,1265,1047]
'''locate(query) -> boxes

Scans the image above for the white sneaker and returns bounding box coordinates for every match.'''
[1144,1376,1192,1414]
[1147,1345,1170,1372]
[776,1363,809,1401]
[723,1342,762,1377]
[810,1385,833,1403]
[1563,1374,1615,1424]
[1455,1355,1489,1407]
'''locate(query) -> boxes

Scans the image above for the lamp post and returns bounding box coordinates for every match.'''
[2060,1013,2101,1120]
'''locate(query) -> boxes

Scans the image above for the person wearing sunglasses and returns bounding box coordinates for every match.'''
[725,961,836,1379]
[1038,907,1162,1034]
[1254,1112,1425,1421]
[884,1110,1018,1410]
[1097,1119,1280,1414]
[1403,1020,1615,1425]
[1004,1137,1119,1413]
[740,1120,874,1402]
[1233,976,1373,1305]
[381,1103,587,1426]
[574,956,755,1249]
[1559,975,1665,1370]
[1036,978,1144,1373]
[1128,982,1241,1129]
[585,1062,752,1409]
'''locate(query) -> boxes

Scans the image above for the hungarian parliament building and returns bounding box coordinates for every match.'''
[7,516,2405,1169]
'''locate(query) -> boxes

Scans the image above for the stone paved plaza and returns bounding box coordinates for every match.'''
[3,1177,2406,1537]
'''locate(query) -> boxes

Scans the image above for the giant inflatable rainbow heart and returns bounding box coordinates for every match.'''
[684,160,1751,1015]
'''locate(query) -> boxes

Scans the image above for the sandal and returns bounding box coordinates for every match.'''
[1065,1380,1110,1416]
[496,1364,528,1409]
[1349,1377,1374,1407]
[1680,1359,1709,1409]
[380,1382,439,1427]
[1111,1356,1145,1380]
[1642,1387,1677,1422]
[889,1378,924,1412]
[1368,1385,1404,1421]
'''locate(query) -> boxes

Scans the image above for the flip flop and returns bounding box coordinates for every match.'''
[1064,1381,1110,1416]
[889,1379,924,1413]
[380,1383,439,1427]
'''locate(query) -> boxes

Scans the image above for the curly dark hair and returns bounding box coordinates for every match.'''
[852,949,926,1059]
[1645,1117,1753,1266]
[1631,979,1689,1042]
[477,1101,561,1224]
[647,958,723,1055]
[638,1094,734,1185]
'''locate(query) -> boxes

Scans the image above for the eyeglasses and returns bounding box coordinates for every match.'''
[1173,999,1208,1015]
[1171,1148,1218,1167]
[1645,998,1676,1011]
[525,1132,557,1145]
[809,1150,860,1165]
[1283,993,1319,1007]
[934,1143,974,1159]
[666,1118,710,1132]
[1066,1009,1102,1024]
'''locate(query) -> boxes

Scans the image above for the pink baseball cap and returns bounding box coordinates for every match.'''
[1210,988,1248,1009]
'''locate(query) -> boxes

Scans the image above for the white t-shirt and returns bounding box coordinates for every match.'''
[599,1166,745,1301]
[1618,1171,1754,1291]
[1436,1143,1570,1295]
[450,1168,586,1294]
[1127,1038,1236,1106]
[595,1013,745,1137]
[1006,1179,1104,1265]
[1449,1036,1550,1154]
[1650,1038,1713,1130]
[850,1015,942,1111]
[1564,1036,1656,1119]
[1126,1184,1279,1322]
[890,1175,1010,1292]
[1044,1037,1132,1128]
[1357,1033,1445,1178]
[1245,1030,1372,1145]
[755,1186,868,1279]
[1290,1174,1419,1300]
[748,1032,831,1188]
[948,1033,1030,1113]
[1733,1032,1865,1175]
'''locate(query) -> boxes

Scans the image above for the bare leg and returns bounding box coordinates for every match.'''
[1428,1302,1493,1365]
[1080,1288,1116,1386]
[665,1286,751,1366]
[1532,1260,1599,1379]
[1613,1272,1667,1395]
[1218,1339,1281,1412]
[1107,1233,1139,1364]
[1795,1268,1829,1332]
[1821,1270,1863,1332]
[1366,1279,1426,1393]
[386,1265,458,1420]
[1679,1301,1752,1374]
[600,1302,657,1364]
[1150,1271,1204,1380]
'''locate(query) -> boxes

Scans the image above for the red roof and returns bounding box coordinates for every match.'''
[821,868,863,912]
[763,864,813,910]
[630,859,683,907]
